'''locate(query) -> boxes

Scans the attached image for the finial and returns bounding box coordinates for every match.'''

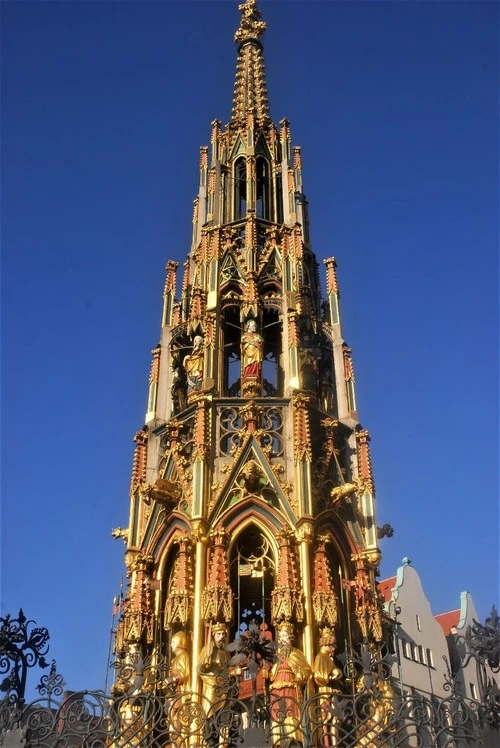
[235,0,266,46]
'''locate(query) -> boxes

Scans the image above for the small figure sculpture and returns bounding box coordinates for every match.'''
[198,623,239,747]
[165,631,191,744]
[320,366,335,413]
[313,628,342,694]
[241,319,263,378]
[267,622,312,745]
[165,631,190,696]
[198,623,232,711]
[299,346,319,391]
[313,628,342,746]
[171,356,187,414]
[356,675,396,747]
[183,335,204,393]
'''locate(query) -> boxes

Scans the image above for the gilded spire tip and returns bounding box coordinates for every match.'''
[235,0,266,45]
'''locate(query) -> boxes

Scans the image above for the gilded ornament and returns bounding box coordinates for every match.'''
[112,527,129,543]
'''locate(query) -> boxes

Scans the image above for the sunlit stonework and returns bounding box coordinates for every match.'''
[114,0,386,721]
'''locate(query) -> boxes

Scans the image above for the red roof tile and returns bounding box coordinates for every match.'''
[435,609,460,636]
[378,576,397,603]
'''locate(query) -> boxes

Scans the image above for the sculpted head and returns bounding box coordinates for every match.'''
[171,631,187,652]
[277,622,294,646]
[245,319,257,333]
[319,626,336,654]
[211,623,228,648]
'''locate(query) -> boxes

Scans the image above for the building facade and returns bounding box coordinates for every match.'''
[380,560,500,747]
[114,0,387,697]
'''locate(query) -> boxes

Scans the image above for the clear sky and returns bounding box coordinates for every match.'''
[2,0,498,694]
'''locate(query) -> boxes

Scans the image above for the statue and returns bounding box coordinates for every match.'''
[171,355,187,414]
[356,675,396,746]
[320,365,335,413]
[165,631,190,696]
[313,628,342,746]
[165,631,191,743]
[313,629,342,694]
[267,622,312,745]
[198,623,240,747]
[299,346,318,391]
[183,335,204,393]
[241,319,263,379]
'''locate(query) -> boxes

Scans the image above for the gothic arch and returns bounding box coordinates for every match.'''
[227,520,278,639]
[233,156,247,220]
[148,514,193,564]
[218,498,287,546]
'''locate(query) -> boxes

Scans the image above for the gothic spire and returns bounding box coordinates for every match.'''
[231,0,271,127]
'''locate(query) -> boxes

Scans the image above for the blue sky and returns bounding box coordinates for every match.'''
[2,0,498,693]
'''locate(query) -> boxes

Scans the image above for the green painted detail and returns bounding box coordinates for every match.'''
[230,134,246,160]
[329,292,339,325]
[210,260,218,291]
[211,436,294,526]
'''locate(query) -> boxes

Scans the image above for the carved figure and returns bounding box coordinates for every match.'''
[313,629,342,694]
[320,366,334,413]
[165,631,190,695]
[356,676,396,746]
[164,631,191,744]
[313,628,342,747]
[183,335,204,393]
[198,623,239,747]
[171,356,187,413]
[198,623,232,713]
[299,347,318,391]
[241,319,263,378]
[267,622,312,745]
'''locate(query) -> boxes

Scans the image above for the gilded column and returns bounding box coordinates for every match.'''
[297,522,314,668]
[191,520,208,694]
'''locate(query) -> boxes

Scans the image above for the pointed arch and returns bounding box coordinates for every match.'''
[228,521,277,639]
[230,134,246,160]
[234,157,247,219]
[220,251,243,285]
[262,305,283,396]
[256,156,271,219]
[147,513,193,562]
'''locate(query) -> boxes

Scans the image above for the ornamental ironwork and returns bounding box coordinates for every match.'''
[0,610,50,704]
[1,609,499,748]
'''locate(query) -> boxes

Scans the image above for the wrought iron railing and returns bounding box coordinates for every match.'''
[1,609,499,747]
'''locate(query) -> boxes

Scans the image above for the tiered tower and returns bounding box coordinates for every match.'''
[115,0,385,693]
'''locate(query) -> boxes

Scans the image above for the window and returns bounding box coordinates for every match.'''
[418,645,424,663]
[262,307,282,396]
[470,683,478,700]
[276,172,283,223]
[416,614,422,631]
[426,648,434,668]
[234,157,247,219]
[256,157,270,219]
[402,640,411,659]
[222,306,242,396]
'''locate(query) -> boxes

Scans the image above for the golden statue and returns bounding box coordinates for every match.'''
[267,622,312,745]
[198,623,240,747]
[313,628,342,747]
[165,631,191,745]
[165,631,190,696]
[356,675,396,747]
[198,623,233,712]
[241,319,263,378]
[183,335,204,393]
